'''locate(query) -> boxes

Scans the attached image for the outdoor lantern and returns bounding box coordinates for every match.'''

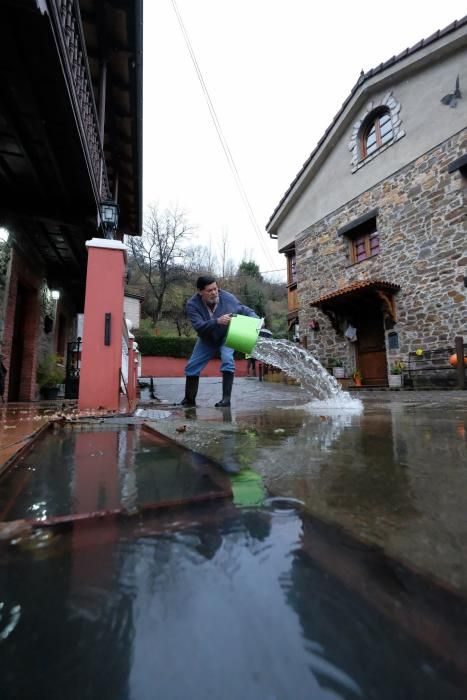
[100,200,119,239]
[51,290,60,300]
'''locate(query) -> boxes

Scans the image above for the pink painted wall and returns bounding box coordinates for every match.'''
[141,356,248,378]
[79,242,126,411]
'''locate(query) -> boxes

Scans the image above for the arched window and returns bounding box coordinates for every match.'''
[360,108,394,159]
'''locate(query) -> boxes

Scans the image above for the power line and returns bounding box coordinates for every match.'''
[170,0,276,269]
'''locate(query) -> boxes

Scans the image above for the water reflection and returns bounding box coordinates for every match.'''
[0,426,230,522]
[249,403,467,593]
[0,505,465,699]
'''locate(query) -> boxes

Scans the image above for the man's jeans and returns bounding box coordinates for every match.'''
[185,339,235,376]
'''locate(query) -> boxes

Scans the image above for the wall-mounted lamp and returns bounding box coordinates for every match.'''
[100,200,119,240]
[51,290,60,301]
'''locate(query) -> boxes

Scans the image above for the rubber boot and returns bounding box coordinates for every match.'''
[180,375,199,406]
[215,372,234,407]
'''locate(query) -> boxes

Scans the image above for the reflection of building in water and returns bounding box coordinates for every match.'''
[260,403,467,594]
[118,427,139,512]
[388,409,467,592]
[73,430,121,513]
[259,411,418,549]
[286,515,467,695]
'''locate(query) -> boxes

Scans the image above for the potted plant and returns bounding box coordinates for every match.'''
[329,358,345,379]
[388,360,404,388]
[352,368,362,386]
[37,353,65,400]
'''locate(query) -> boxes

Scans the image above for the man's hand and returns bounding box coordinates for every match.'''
[217,313,232,326]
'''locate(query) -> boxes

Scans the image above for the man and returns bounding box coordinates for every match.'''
[181,275,259,407]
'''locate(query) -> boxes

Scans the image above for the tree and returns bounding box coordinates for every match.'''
[237,260,262,281]
[162,283,194,337]
[126,205,193,323]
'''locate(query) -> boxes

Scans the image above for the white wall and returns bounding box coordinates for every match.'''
[272,36,467,250]
[124,296,141,329]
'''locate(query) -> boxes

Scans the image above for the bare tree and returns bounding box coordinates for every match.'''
[185,242,218,275]
[127,205,193,323]
[218,228,229,278]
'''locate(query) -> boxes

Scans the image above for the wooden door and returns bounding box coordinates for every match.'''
[356,310,387,386]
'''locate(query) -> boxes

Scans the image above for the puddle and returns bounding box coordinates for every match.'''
[0,504,466,699]
[0,425,231,522]
[152,397,467,596]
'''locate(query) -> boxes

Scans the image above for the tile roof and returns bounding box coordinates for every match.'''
[310,279,400,306]
[267,15,467,232]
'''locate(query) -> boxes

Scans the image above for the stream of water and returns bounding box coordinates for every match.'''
[253,337,361,408]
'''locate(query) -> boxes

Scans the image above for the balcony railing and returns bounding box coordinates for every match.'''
[51,0,110,200]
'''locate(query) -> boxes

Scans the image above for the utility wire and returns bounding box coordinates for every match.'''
[170,0,276,269]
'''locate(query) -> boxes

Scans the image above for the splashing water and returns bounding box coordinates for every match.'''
[253,337,361,408]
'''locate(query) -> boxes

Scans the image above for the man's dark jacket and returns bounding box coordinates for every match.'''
[186,289,258,347]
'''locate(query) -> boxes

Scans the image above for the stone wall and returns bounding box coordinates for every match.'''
[2,245,78,400]
[296,129,467,376]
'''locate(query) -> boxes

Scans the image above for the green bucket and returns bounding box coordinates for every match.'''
[224,314,263,354]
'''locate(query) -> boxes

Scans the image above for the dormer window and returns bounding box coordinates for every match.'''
[348,92,405,172]
[361,109,393,158]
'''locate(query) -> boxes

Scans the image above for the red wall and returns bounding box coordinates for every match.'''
[141,356,248,378]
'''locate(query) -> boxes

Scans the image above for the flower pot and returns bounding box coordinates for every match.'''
[332,367,345,379]
[353,378,362,387]
[388,374,402,388]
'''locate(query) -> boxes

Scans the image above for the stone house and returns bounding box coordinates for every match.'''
[266,17,467,386]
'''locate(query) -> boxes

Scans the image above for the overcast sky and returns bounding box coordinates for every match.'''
[143,1,466,280]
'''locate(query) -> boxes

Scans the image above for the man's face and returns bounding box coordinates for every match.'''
[199,282,219,305]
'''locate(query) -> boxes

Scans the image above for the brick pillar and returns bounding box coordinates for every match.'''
[78,239,126,412]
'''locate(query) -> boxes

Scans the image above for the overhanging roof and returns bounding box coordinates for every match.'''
[310,279,400,307]
[82,0,143,237]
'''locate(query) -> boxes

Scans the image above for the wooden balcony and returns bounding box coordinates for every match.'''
[52,0,111,201]
[288,285,298,313]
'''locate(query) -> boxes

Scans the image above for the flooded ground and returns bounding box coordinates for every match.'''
[0,424,230,522]
[1,502,467,700]
[1,378,467,698]
[144,379,467,596]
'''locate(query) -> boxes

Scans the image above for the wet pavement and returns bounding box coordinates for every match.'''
[141,378,467,596]
[1,502,467,700]
[1,379,467,698]
[0,424,231,523]
[0,404,59,475]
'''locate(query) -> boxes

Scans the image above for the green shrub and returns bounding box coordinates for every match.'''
[136,336,196,357]
[135,335,244,359]
[37,354,66,388]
